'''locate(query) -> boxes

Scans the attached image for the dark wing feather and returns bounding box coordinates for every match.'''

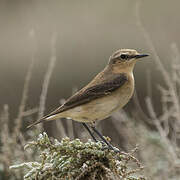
[45,73,128,118]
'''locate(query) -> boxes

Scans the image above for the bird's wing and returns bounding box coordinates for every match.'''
[27,73,128,128]
[45,73,128,117]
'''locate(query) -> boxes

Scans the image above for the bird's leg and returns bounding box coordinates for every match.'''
[82,123,98,142]
[82,123,107,147]
[91,126,114,150]
[90,123,119,152]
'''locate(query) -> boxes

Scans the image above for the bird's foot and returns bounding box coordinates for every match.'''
[101,146,121,153]
[97,141,121,153]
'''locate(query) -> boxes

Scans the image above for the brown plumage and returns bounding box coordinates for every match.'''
[27,49,148,128]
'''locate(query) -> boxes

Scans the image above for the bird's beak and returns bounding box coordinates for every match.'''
[134,54,149,59]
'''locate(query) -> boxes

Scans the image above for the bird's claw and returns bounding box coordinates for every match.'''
[97,141,121,153]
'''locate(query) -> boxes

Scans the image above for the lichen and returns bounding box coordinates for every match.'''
[10,132,146,180]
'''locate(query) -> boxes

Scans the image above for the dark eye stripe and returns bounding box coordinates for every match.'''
[120,54,129,59]
[110,54,136,64]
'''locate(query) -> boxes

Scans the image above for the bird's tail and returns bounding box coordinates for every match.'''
[27,113,63,129]
[27,117,46,129]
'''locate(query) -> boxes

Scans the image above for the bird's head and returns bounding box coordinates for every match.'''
[108,49,149,72]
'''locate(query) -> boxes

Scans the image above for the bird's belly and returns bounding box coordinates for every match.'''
[65,84,134,123]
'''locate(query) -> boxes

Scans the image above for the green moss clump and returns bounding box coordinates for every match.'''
[10,132,146,180]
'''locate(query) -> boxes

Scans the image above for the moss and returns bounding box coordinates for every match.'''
[10,132,146,180]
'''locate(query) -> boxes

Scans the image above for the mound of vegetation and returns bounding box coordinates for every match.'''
[10,132,145,180]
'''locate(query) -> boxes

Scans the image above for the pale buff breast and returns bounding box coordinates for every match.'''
[63,72,134,123]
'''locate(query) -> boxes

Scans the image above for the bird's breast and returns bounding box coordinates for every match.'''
[108,72,134,111]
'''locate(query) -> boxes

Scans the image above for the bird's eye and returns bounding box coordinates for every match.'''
[120,54,129,60]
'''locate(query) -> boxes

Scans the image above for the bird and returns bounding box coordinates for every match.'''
[28,49,149,150]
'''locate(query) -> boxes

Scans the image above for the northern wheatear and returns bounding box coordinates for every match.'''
[28,49,149,150]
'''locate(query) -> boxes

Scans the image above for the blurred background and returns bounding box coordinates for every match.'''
[0,0,180,179]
